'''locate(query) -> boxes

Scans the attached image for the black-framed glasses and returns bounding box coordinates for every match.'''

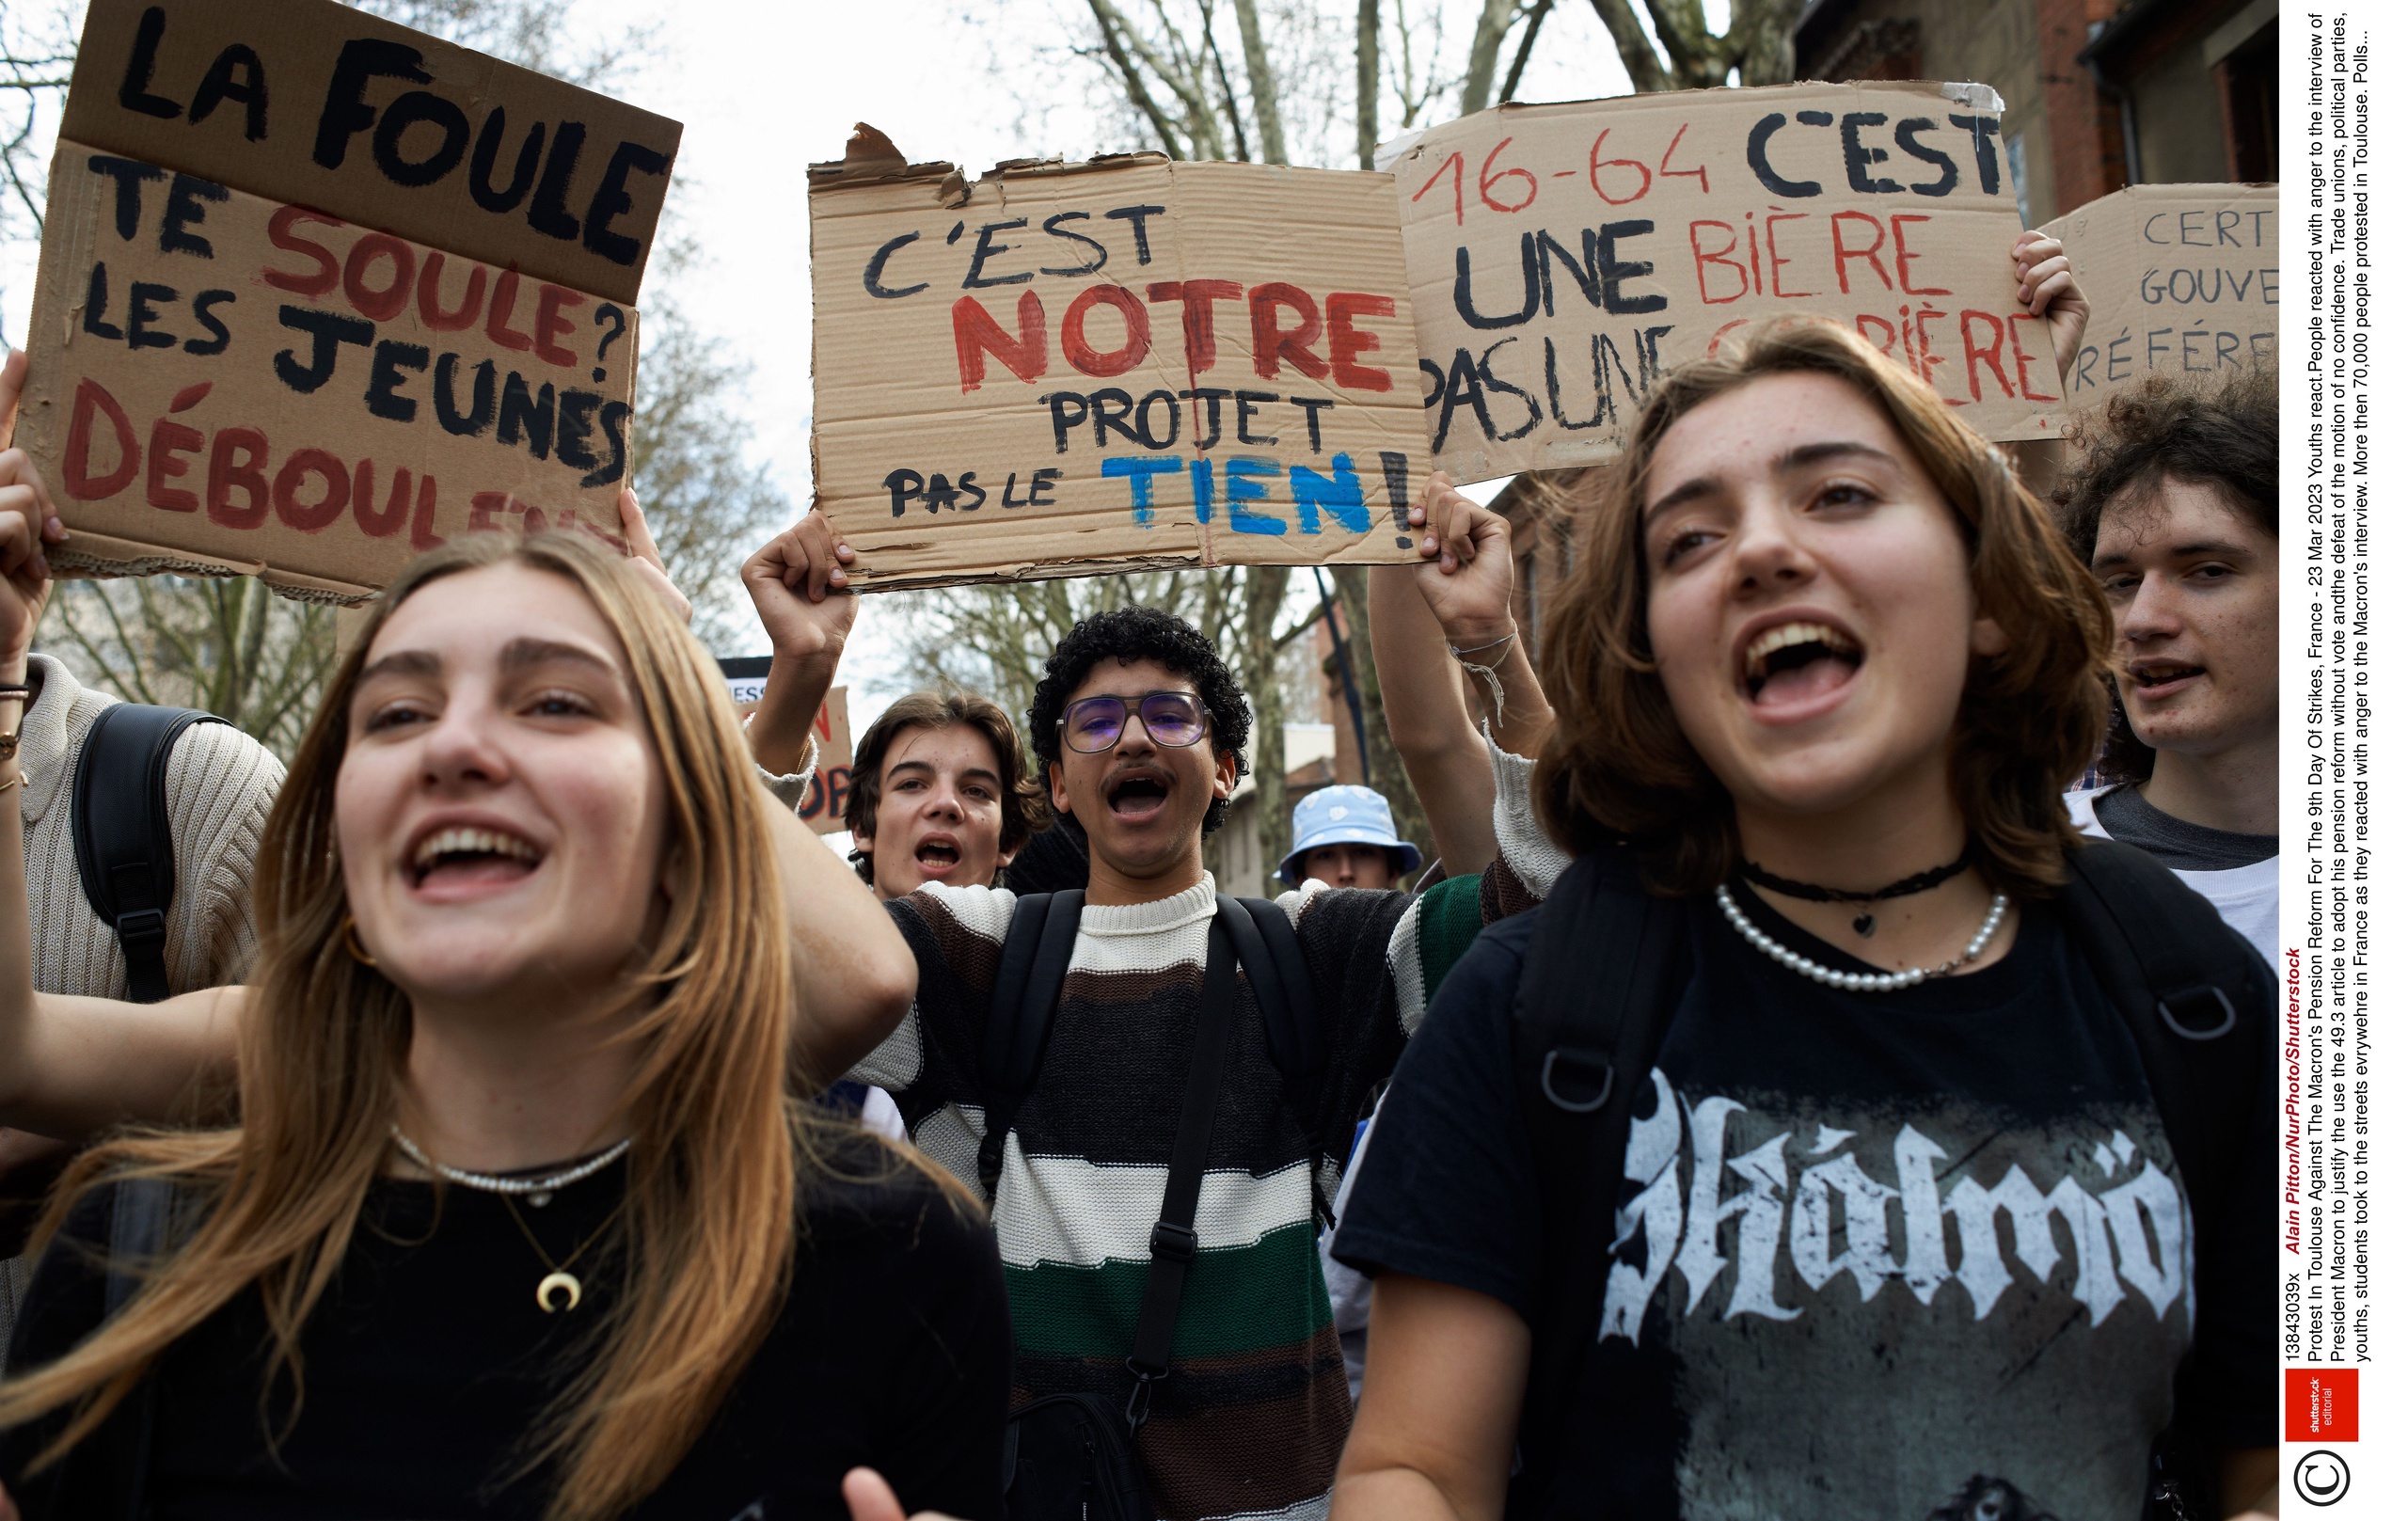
[1059,691,1208,753]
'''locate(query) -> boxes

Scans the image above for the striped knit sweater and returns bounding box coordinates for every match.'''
[15,654,282,999]
[857,876,1425,1521]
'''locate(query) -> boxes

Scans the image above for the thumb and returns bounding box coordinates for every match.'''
[0,348,25,453]
[617,487,667,571]
[841,1467,907,1521]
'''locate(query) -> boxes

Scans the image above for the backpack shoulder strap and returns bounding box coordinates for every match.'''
[1508,852,1691,1512]
[1219,895,1324,1085]
[977,889,1085,1199]
[1124,911,1241,1433]
[2058,839,2270,1244]
[71,705,228,1005]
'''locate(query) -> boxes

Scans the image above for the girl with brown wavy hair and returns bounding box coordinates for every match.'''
[1330,320,2276,1519]
[0,526,1005,1519]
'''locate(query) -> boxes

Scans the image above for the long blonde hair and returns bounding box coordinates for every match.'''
[1533,318,2114,898]
[0,531,841,1517]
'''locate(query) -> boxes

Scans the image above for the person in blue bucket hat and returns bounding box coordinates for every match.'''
[1279,784,1421,891]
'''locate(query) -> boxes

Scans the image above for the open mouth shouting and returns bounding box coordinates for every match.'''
[911,832,964,879]
[406,820,547,897]
[1103,765,1174,824]
[1739,618,1864,714]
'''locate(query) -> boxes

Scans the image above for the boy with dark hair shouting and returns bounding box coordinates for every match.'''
[748,502,1555,1521]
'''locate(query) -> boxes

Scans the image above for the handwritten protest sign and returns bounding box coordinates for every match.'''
[21,0,680,598]
[721,659,854,834]
[2041,183,2276,412]
[809,128,1428,589]
[1386,82,2058,482]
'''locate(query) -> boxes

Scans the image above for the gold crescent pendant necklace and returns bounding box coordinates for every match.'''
[502,1193,623,1313]
[388,1129,630,1314]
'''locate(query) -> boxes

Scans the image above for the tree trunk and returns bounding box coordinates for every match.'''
[1459,0,1521,115]
[1354,0,1378,169]
[1228,0,1289,166]
[1244,564,1291,893]
[1327,564,1433,870]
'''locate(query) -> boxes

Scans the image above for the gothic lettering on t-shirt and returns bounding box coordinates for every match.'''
[1601,1069,2193,1343]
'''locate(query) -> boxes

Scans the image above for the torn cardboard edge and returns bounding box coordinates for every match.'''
[51,529,378,604]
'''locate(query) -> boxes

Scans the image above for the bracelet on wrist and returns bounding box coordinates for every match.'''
[1447,632,1514,659]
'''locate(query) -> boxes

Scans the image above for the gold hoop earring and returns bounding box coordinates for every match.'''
[341,913,377,967]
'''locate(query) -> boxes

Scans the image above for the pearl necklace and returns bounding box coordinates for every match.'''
[1715,885,2008,992]
[389,1127,630,1207]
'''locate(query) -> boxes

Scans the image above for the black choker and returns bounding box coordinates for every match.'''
[1738,848,1974,938]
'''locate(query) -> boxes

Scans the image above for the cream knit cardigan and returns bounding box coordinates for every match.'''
[17,653,283,998]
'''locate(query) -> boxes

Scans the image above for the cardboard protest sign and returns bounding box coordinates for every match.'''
[22,0,677,598]
[809,128,1428,589]
[60,0,678,304]
[2041,184,2276,413]
[719,659,854,834]
[1386,82,2058,482]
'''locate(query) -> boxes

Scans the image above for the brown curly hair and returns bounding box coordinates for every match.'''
[1531,318,2115,900]
[845,689,1049,884]
[2052,368,2277,784]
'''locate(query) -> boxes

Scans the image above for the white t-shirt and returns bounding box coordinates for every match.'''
[2066,786,2277,968]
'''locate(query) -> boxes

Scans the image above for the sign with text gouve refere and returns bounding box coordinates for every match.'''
[1389,82,2058,482]
[2040,183,2276,415]
[810,127,1427,589]
[22,0,680,598]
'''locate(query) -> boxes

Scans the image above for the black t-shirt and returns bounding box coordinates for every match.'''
[2,1145,1008,1521]
[1335,882,2275,1521]
[2094,784,2279,871]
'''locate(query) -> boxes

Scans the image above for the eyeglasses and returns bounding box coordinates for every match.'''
[1058,691,1208,754]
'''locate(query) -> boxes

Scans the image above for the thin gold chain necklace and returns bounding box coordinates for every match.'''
[500,1193,626,1313]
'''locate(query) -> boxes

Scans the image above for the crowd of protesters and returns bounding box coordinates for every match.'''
[0,214,2285,1521]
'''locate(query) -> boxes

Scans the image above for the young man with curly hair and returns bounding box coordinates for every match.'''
[743,502,1556,1521]
[2055,369,2277,964]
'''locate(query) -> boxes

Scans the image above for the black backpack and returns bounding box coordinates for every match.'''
[982,889,1322,1521]
[71,704,229,1004]
[1505,840,2272,1518]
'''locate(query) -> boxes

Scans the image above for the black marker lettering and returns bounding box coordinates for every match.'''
[526,121,587,241]
[1039,212,1110,277]
[274,305,373,393]
[964,219,1033,288]
[126,281,177,349]
[373,92,472,187]
[1105,205,1165,264]
[87,156,163,242]
[118,6,181,119]
[187,44,268,140]
[184,291,235,355]
[365,340,431,421]
[314,39,432,170]
[159,174,228,258]
[435,354,498,436]
[469,109,545,213]
[584,139,672,265]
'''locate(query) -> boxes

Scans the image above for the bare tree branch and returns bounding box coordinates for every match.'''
[1584,0,1671,92]
[1498,0,1553,103]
